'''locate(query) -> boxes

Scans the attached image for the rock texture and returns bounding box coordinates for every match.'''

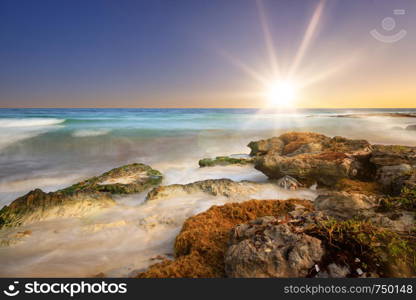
[62,163,163,194]
[137,200,313,278]
[147,178,268,201]
[198,156,253,167]
[225,217,324,277]
[0,163,162,229]
[249,132,371,186]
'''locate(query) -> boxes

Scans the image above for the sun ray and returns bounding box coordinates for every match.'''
[215,48,269,84]
[288,0,326,78]
[256,0,280,78]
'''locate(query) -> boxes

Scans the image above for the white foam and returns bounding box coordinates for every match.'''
[0,118,64,128]
[0,118,65,150]
[72,129,111,137]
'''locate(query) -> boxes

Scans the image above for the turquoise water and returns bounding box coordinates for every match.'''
[0,108,416,204]
[1,108,416,277]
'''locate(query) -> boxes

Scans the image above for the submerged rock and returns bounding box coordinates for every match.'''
[0,163,163,230]
[198,155,253,167]
[224,217,324,278]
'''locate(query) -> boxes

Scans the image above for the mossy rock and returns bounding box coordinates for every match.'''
[0,189,115,229]
[61,163,163,195]
[0,163,163,230]
[198,156,253,167]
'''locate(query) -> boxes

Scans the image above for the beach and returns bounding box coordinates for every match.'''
[1,108,416,277]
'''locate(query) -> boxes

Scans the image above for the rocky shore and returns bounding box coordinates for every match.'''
[1,132,415,277]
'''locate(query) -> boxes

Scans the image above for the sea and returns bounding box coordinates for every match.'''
[0,108,415,277]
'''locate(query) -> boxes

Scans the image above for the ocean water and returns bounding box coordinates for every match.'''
[0,108,415,277]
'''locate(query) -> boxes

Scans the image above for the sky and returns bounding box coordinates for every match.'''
[0,0,415,108]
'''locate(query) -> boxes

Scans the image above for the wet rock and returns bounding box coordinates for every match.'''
[406,124,416,131]
[224,216,324,277]
[198,155,253,167]
[314,191,376,219]
[62,163,163,195]
[146,178,269,201]
[0,163,162,229]
[0,189,115,229]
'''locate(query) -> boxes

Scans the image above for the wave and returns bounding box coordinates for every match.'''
[0,118,65,128]
[72,129,111,137]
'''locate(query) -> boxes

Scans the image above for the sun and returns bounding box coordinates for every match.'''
[265,80,297,108]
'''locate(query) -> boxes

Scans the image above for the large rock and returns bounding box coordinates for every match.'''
[0,163,163,229]
[249,132,372,186]
[224,216,324,277]
[0,189,115,228]
[406,124,416,131]
[62,163,163,194]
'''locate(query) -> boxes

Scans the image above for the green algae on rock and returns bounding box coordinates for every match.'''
[62,163,163,195]
[0,189,115,229]
[0,163,163,229]
[198,156,253,167]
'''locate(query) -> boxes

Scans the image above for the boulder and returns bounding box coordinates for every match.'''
[224,217,324,277]
[249,132,372,186]
[0,163,163,229]
[0,189,115,229]
[62,163,163,194]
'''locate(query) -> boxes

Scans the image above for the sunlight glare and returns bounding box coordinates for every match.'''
[265,80,297,108]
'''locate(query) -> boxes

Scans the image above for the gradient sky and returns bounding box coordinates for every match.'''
[0,0,415,108]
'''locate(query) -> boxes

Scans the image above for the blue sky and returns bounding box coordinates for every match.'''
[0,0,415,108]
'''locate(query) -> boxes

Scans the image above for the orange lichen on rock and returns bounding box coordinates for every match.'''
[136,199,313,278]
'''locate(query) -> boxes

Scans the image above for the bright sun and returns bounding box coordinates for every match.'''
[265,80,297,108]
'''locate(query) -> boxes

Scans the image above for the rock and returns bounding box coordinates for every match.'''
[406,124,416,131]
[370,145,416,166]
[248,137,284,156]
[276,175,302,190]
[224,217,324,277]
[62,163,163,194]
[137,199,313,278]
[0,189,115,229]
[198,156,253,167]
[0,163,162,229]
[146,179,268,201]
[370,145,416,194]
[376,164,413,195]
[314,191,376,219]
[250,132,372,186]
